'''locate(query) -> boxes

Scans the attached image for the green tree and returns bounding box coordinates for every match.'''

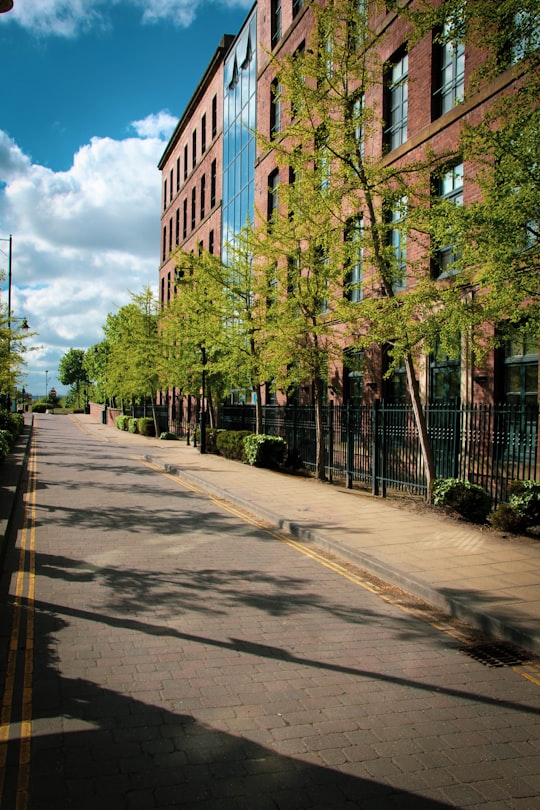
[103,287,163,436]
[58,348,89,409]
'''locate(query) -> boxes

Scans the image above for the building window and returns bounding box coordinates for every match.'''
[162,225,167,261]
[345,217,363,303]
[175,208,180,245]
[201,113,207,154]
[176,157,180,192]
[192,130,197,168]
[314,244,329,314]
[169,217,173,253]
[267,169,279,224]
[291,41,306,118]
[503,330,539,408]
[293,0,304,19]
[315,125,330,191]
[510,10,540,65]
[163,180,167,211]
[434,162,463,278]
[270,79,282,139]
[344,350,364,406]
[183,198,187,239]
[429,340,461,404]
[434,23,465,117]
[191,187,196,230]
[210,159,217,207]
[209,229,215,255]
[211,94,217,138]
[169,169,173,201]
[383,350,408,403]
[200,174,206,220]
[384,50,408,151]
[183,144,188,180]
[388,196,407,291]
[271,0,282,47]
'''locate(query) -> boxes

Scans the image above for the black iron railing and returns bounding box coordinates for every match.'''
[220,402,539,505]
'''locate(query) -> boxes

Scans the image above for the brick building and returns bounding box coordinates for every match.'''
[159,1,538,422]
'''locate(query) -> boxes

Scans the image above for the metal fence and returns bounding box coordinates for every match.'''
[220,402,539,505]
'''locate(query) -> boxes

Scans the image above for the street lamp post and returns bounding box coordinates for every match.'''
[45,370,49,402]
[199,345,206,454]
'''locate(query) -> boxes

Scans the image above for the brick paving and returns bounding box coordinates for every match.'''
[0,414,539,809]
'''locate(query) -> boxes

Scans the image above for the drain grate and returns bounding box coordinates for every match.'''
[460,641,532,668]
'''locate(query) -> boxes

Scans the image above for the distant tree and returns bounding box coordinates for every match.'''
[58,348,89,409]
[103,287,163,436]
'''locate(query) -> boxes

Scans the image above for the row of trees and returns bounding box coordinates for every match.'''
[74,0,538,498]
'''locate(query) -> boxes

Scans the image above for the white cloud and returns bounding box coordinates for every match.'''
[1,0,253,37]
[132,111,178,140]
[0,115,168,395]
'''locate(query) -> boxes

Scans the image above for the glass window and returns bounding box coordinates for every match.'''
[200,174,206,220]
[183,145,188,180]
[434,163,463,278]
[192,130,197,168]
[270,80,282,138]
[433,19,465,118]
[201,113,207,154]
[212,94,217,138]
[384,51,408,151]
[293,0,304,18]
[271,0,281,47]
[429,340,461,404]
[267,169,279,222]
[388,196,407,291]
[504,331,539,407]
[345,218,363,303]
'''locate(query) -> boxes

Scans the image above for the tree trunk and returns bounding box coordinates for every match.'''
[404,353,436,501]
[151,397,159,439]
[314,376,326,480]
[255,383,263,434]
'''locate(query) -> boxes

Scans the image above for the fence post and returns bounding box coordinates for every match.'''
[328,402,334,482]
[346,401,353,489]
[372,399,380,496]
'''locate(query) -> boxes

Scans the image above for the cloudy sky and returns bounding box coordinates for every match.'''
[0,0,249,397]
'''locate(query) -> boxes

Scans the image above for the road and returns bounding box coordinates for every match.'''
[0,414,539,809]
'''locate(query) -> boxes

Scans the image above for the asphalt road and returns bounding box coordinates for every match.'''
[1,415,539,809]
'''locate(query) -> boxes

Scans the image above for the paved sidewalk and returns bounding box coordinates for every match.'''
[65,413,540,657]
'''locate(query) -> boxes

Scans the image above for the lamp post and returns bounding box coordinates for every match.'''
[45,370,49,402]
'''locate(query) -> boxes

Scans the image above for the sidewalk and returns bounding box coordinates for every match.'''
[67,413,540,656]
[3,413,540,654]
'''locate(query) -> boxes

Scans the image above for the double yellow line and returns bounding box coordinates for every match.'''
[0,432,37,809]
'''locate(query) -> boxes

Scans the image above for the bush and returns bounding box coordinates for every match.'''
[216,429,253,461]
[32,402,48,413]
[128,417,138,434]
[490,480,540,533]
[205,428,224,454]
[137,417,155,436]
[116,415,130,431]
[0,429,11,461]
[508,480,540,526]
[432,478,492,524]
[489,503,528,534]
[243,434,287,468]
[0,411,23,438]
[160,431,178,440]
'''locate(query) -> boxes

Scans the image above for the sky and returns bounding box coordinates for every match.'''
[0,0,250,398]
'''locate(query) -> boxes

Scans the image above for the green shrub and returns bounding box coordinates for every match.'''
[508,480,540,526]
[128,417,138,434]
[0,411,23,438]
[489,503,528,534]
[160,431,178,440]
[137,417,155,436]
[243,434,287,468]
[0,429,11,461]
[216,429,253,461]
[491,480,540,533]
[432,478,492,524]
[116,415,130,431]
[205,428,224,454]
[32,402,48,413]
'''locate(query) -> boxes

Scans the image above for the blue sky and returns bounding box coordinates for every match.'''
[0,0,250,397]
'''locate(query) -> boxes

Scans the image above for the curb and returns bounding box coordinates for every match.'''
[149,455,540,656]
[0,416,33,569]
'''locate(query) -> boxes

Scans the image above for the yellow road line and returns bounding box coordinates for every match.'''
[0,433,37,808]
